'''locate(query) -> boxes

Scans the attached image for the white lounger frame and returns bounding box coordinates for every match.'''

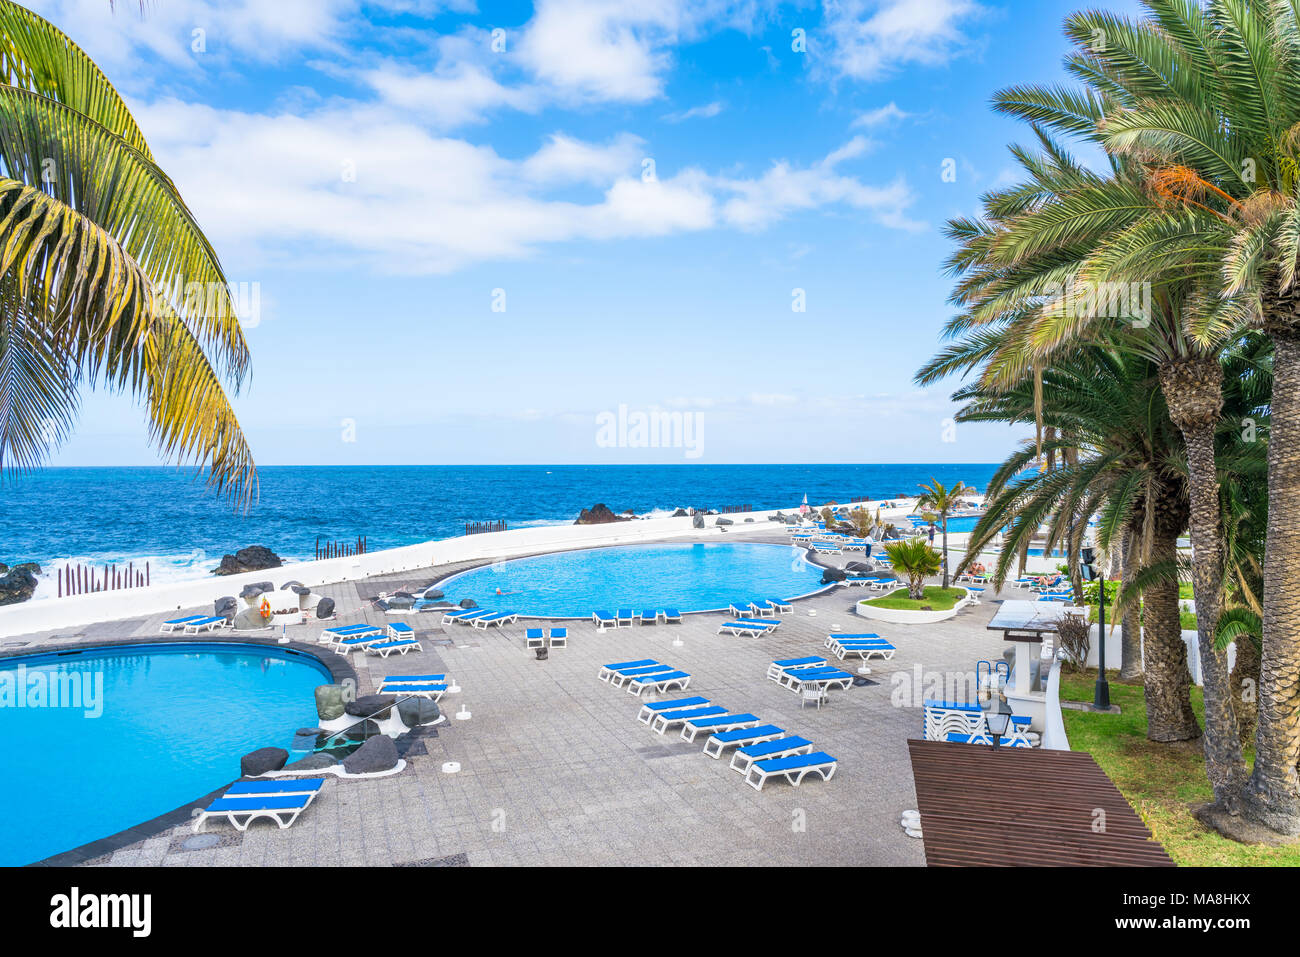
[744,754,838,792]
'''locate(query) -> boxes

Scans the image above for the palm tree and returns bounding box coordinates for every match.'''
[0,2,255,501]
[929,55,1251,817]
[914,479,972,589]
[942,344,1201,741]
[881,538,941,600]
[999,0,1297,838]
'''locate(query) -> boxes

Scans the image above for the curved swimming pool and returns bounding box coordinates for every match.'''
[0,642,331,865]
[435,542,827,618]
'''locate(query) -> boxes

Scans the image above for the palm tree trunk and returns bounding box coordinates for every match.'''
[1159,360,1246,807]
[1232,636,1261,749]
[1143,517,1201,742]
[1242,312,1300,835]
[1119,526,1143,681]
[941,518,950,589]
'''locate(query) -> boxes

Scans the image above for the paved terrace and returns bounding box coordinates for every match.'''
[9,525,1019,867]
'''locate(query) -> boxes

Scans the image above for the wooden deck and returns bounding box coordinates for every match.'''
[908,739,1175,867]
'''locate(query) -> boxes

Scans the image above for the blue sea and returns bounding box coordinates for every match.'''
[0,464,998,595]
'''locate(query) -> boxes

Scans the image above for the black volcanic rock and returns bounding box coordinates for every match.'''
[574,503,631,525]
[0,565,38,606]
[214,545,283,576]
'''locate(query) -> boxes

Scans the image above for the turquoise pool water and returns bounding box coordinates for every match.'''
[908,515,984,533]
[435,542,827,618]
[0,643,330,865]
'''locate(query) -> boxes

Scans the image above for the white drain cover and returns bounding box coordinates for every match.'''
[441,761,461,774]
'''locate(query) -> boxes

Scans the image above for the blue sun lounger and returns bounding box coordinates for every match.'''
[445,608,492,624]
[747,600,778,617]
[380,673,446,684]
[182,616,227,634]
[592,610,617,631]
[525,627,545,649]
[387,621,416,639]
[322,623,377,640]
[378,680,446,700]
[193,778,326,832]
[160,614,207,633]
[766,599,794,614]
[324,627,384,652]
[680,712,760,743]
[828,638,896,661]
[718,620,776,636]
[729,735,814,774]
[744,751,838,791]
[365,638,421,658]
[702,723,785,759]
[625,669,691,696]
[598,658,658,681]
[649,704,726,735]
[659,608,682,624]
[766,656,827,681]
[549,627,567,648]
[608,663,674,688]
[472,611,518,629]
[732,617,780,630]
[778,665,855,691]
[637,695,709,724]
[640,609,657,625]
[616,608,635,628]
[824,632,880,646]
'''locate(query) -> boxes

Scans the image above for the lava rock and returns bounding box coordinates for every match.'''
[281,580,304,590]
[345,694,396,720]
[744,517,754,523]
[214,595,238,618]
[397,697,441,727]
[422,587,445,600]
[0,565,40,606]
[342,734,400,775]
[458,598,478,609]
[372,599,390,612]
[672,508,688,517]
[574,503,631,525]
[214,546,283,576]
[315,597,336,619]
[240,747,289,776]
[387,595,415,610]
[282,753,337,773]
[715,518,733,526]
[239,583,269,600]
[393,591,414,599]
[821,567,847,584]
[315,684,346,721]
[692,513,705,529]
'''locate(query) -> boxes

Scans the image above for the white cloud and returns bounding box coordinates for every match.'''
[134,99,918,274]
[821,0,983,81]
[515,0,685,103]
[663,100,726,122]
[851,101,911,127]
[519,133,644,186]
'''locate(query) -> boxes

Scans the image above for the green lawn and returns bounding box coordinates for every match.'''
[1059,670,1300,866]
[861,586,966,611]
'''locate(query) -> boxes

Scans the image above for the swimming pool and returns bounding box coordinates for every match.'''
[435,542,827,618]
[0,642,330,865]
[909,514,985,534]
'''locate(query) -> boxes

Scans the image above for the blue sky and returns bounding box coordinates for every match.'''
[30,0,1143,466]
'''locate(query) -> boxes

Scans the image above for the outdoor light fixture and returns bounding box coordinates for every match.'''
[1079,545,1110,710]
[985,698,1012,750]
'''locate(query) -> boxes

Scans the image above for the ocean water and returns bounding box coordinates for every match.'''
[0,464,998,595]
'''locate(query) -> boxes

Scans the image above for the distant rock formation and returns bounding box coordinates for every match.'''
[574,503,631,525]
[214,545,283,576]
[0,563,40,606]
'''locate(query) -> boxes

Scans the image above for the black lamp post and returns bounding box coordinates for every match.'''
[1080,546,1110,710]
[985,698,1012,750]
